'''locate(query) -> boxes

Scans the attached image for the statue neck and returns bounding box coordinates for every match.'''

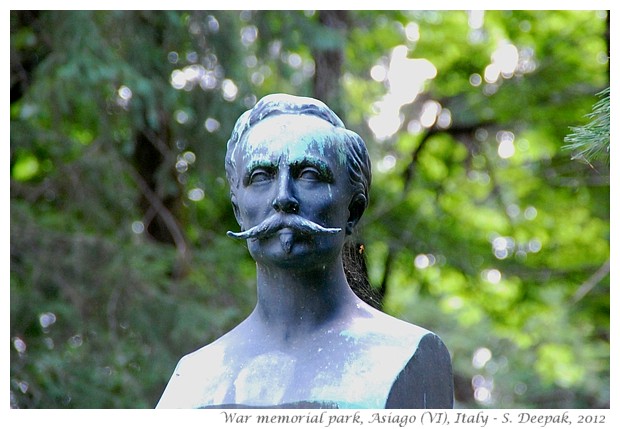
[252,257,359,341]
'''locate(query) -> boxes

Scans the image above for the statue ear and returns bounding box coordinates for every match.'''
[346,193,367,235]
[231,195,243,229]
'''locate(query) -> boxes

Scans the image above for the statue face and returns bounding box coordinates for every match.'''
[231,114,354,267]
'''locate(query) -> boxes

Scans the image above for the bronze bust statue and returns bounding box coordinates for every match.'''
[157,94,453,409]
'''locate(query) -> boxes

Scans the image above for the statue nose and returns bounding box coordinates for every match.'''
[272,175,299,214]
[272,194,299,214]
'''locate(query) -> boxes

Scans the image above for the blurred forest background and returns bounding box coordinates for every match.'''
[10,10,609,409]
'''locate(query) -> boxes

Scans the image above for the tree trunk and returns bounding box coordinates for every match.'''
[313,10,347,116]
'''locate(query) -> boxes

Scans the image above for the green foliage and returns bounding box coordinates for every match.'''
[564,87,610,163]
[11,10,609,409]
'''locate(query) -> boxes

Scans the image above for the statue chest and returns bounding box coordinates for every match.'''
[196,343,415,408]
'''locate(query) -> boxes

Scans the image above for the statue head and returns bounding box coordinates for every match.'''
[225,94,372,266]
[226,94,371,205]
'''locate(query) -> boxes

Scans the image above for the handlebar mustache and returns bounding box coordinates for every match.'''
[227,213,341,241]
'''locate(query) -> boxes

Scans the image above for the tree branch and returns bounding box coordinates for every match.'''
[571,259,610,304]
[129,168,188,260]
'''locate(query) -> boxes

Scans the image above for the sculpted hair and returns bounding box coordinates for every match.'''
[225,94,372,208]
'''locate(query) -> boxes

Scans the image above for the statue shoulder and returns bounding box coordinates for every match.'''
[342,307,453,408]
[354,305,432,348]
[385,331,454,408]
[156,334,239,408]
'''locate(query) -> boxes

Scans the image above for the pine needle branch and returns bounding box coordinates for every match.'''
[564,87,610,163]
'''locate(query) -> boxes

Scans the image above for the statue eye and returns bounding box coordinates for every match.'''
[249,169,272,184]
[298,167,321,181]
